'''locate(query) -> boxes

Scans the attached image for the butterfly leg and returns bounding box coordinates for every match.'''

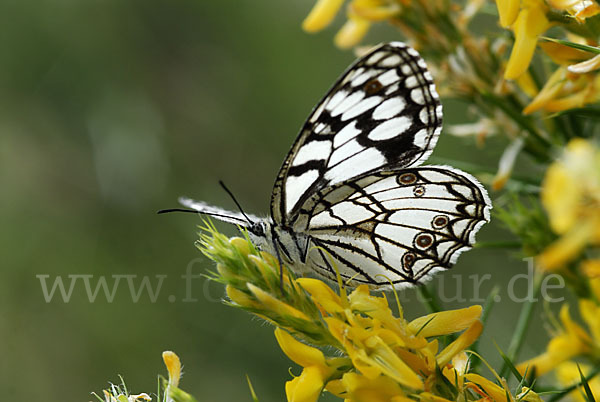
[269,225,286,293]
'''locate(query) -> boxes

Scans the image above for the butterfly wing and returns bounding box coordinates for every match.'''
[293,166,491,288]
[178,197,258,227]
[271,42,443,225]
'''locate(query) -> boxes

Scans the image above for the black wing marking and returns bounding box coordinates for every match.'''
[293,166,491,288]
[271,42,442,225]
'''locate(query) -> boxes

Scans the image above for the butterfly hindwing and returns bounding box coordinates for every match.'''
[292,166,490,288]
[175,41,491,289]
[271,42,443,225]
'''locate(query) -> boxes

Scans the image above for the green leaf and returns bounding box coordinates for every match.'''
[499,274,543,379]
[547,364,600,402]
[494,340,524,384]
[247,374,260,402]
[470,286,500,370]
[540,36,600,55]
[578,364,597,402]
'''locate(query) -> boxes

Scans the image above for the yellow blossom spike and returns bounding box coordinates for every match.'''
[465,373,511,401]
[582,259,600,279]
[516,71,538,97]
[504,4,550,80]
[229,236,251,256]
[436,320,483,366]
[338,372,406,402]
[247,283,310,321]
[547,0,582,8]
[285,366,325,402]
[495,0,520,27]
[407,305,482,337]
[162,351,182,388]
[334,14,371,49]
[275,327,326,368]
[516,305,592,375]
[226,285,261,309]
[523,67,567,114]
[559,304,594,345]
[303,0,345,33]
[544,86,592,112]
[537,219,597,271]
[296,278,345,313]
[418,393,456,402]
[350,0,401,21]
[579,299,600,344]
[325,315,425,390]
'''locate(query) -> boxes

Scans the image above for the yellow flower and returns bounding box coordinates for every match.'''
[298,279,483,394]
[538,139,600,271]
[464,373,510,401]
[303,0,400,48]
[523,66,600,114]
[502,0,551,80]
[326,372,408,402]
[163,351,182,388]
[499,0,600,80]
[556,361,600,402]
[203,230,493,401]
[517,304,594,376]
[547,0,600,21]
[495,0,520,27]
[275,327,349,402]
[303,0,346,32]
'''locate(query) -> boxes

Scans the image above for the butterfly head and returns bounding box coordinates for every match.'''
[247,219,273,248]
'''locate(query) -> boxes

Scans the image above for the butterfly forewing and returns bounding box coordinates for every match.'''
[292,167,491,288]
[271,42,443,224]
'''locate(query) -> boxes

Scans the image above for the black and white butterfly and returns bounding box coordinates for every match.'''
[171,42,491,289]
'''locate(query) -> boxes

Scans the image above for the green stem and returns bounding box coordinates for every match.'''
[470,286,500,371]
[499,274,544,379]
[417,284,442,314]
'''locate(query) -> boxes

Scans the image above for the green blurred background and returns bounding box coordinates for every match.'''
[1,1,561,401]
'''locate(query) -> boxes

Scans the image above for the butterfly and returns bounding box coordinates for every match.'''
[170,42,491,289]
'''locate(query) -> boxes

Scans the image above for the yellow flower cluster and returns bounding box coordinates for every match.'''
[303,0,401,48]
[538,138,600,272]
[494,0,600,114]
[200,231,548,402]
[276,279,483,401]
[517,301,600,376]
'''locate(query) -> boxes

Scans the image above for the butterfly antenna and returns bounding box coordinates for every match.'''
[219,180,254,225]
[157,208,248,224]
[157,208,199,214]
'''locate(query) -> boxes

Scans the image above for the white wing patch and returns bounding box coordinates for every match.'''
[271,42,443,223]
[293,166,491,288]
[291,140,331,167]
[176,42,491,291]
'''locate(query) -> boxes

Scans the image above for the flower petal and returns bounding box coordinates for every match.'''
[407,305,482,337]
[504,4,550,79]
[436,321,483,366]
[302,0,346,33]
[286,366,326,402]
[275,327,327,368]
